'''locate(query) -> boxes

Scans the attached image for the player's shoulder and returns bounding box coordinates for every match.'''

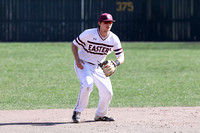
[83,28,97,35]
[109,31,120,44]
[110,31,119,39]
[79,28,97,39]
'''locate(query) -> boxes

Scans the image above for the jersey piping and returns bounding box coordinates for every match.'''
[97,28,110,41]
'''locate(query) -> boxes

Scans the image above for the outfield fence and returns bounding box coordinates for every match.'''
[0,0,200,42]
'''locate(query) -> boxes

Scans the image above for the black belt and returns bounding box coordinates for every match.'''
[86,62,95,65]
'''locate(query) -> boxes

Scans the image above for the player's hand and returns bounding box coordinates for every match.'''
[76,59,85,69]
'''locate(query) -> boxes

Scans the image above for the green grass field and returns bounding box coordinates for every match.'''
[1,42,200,110]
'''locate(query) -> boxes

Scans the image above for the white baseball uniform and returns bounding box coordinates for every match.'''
[72,28,124,117]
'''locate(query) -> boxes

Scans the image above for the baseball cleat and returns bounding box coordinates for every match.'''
[94,116,115,121]
[72,111,81,123]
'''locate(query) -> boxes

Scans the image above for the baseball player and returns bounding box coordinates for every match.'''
[71,13,124,123]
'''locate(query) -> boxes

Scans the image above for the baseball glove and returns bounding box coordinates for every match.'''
[99,60,117,77]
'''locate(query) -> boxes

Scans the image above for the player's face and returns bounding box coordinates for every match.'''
[99,21,113,32]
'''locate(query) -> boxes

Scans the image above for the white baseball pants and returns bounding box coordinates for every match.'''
[74,61,113,117]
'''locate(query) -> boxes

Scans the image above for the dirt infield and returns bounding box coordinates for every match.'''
[0,107,200,133]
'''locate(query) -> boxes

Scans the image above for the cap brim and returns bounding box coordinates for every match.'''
[103,20,116,22]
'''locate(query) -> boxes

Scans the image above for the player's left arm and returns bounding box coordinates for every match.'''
[99,52,124,77]
[115,54,124,66]
[99,41,124,76]
[113,36,124,66]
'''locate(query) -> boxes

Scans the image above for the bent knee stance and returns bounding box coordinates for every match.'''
[100,88,113,100]
[106,90,113,99]
[81,76,94,92]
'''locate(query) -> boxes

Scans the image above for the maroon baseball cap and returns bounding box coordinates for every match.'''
[98,13,115,22]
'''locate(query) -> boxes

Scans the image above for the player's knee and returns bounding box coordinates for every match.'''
[109,91,113,98]
[82,83,93,91]
[105,90,113,99]
[81,76,93,91]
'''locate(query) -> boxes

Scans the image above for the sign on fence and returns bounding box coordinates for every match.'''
[0,0,200,42]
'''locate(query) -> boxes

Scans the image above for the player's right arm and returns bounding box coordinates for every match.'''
[71,43,85,69]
